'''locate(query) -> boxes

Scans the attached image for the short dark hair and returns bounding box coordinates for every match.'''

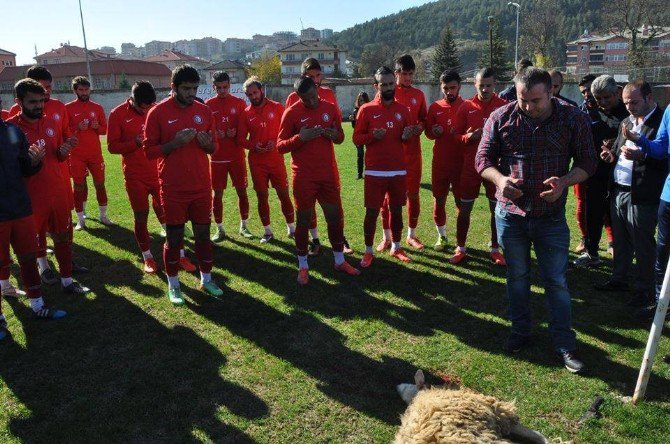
[243,76,263,92]
[515,58,533,74]
[355,91,370,105]
[302,58,321,73]
[514,67,552,92]
[171,65,200,87]
[294,76,316,94]
[548,69,563,81]
[475,67,496,81]
[25,65,52,82]
[624,79,652,98]
[578,74,597,87]
[15,78,46,100]
[72,76,90,89]
[212,71,230,83]
[395,54,416,72]
[131,80,156,105]
[374,66,394,83]
[440,70,461,84]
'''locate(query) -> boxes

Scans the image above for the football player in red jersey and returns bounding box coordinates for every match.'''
[425,70,465,251]
[278,76,359,285]
[143,65,222,305]
[9,79,89,295]
[285,58,353,255]
[452,67,508,266]
[237,77,295,243]
[353,66,414,267]
[205,71,252,241]
[65,76,111,230]
[0,100,67,339]
[377,55,427,251]
[108,81,168,273]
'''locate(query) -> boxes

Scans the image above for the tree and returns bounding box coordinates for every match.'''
[357,43,396,77]
[432,25,462,80]
[602,0,670,76]
[118,72,130,90]
[249,54,281,84]
[479,19,513,81]
[518,0,561,68]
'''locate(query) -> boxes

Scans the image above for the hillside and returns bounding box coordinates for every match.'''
[329,0,604,70]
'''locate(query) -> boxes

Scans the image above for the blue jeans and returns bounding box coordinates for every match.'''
[495,204,576,353]
[655,199,670,303]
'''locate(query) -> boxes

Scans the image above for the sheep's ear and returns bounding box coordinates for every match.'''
[397,383,419,404]
[414,369,425,389]
[509,424,548,444]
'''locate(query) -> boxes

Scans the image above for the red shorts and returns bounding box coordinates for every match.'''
[432,159,463,199]
[293,179,342,211]
[125,178,161,213]
[459,149,496,201]
[0,215,38,266]
[32,195,72,236]
[364,175,407,209]
[211,159,248,190]
[161,193,212,225]
[70,155,105,184]
[404,155,422,194]
[249,159,288,192]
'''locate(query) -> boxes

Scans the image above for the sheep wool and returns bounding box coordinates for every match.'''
[394,387,519,444]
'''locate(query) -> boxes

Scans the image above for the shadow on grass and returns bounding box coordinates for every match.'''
[0,241,267,442]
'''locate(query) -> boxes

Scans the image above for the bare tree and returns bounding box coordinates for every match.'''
[602,0,670,74]
[518,0,560,68]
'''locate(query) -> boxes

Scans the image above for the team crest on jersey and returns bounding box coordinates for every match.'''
[322,113,330,122]
[411,98,417,105]
[53,113,61,121]
[395,112,402,121]
[230,107,237,114]
[193,114,203,124]
[89,111,96,118]
[268,112,275,119]
[46,128,55,137]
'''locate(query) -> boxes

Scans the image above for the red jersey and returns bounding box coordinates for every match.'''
[9,99,71,138]
[277,99,344,183]
[65,99,107,157]
[352,97,410,173]
[7,114,67,199]
[205,94,247,162]
[1,110,8,120]
[454,94,507,147]
[107,99,159,184]
[285,86,342,119]
[395,85,427,159]
[236,99,285,165]
[425,96,465,164]
[143,97,216,197]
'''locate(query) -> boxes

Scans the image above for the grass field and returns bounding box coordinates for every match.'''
[1,125,670,443]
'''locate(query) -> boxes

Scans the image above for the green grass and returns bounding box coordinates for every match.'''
[1,126,670,443]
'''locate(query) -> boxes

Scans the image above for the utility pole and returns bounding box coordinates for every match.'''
[508,2,521,66]
[78,0,93,85]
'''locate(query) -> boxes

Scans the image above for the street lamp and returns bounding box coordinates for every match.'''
[508,2,520,67]
[488,16,494,68]
[78,0,93,85]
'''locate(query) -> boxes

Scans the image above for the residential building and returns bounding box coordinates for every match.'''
[203,60,247,84]
[278,40,347,85]
[566,27,670,75]
[0,49,16,71]
[143,50,210,80]
[144,40,172,57]
[320,29,334,40]
[35,44,115,66]
[0,60,172,92]
[300,28,321,41]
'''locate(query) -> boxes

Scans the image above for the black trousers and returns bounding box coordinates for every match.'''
[356,145,365,177]
[584,169,611,256]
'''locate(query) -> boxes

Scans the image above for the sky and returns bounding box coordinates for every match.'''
[2,0,435,65]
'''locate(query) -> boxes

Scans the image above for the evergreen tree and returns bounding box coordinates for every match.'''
[118,73,130,90]
[432,25,462,80]
[479,19,513,81]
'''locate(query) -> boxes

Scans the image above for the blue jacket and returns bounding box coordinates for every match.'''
[0,119,42,222]
[638,106,670,202]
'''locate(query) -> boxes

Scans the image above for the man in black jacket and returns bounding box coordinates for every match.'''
[0,118,66,340]
[573,75,629,268]
[595,81,665,307]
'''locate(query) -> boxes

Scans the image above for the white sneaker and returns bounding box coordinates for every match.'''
[75,220,86,231]
[1,285,26,298]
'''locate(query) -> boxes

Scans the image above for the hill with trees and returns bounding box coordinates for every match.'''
[328,0,605,75]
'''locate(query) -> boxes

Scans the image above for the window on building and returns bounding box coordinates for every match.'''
[660,40,670,48]
[606,42,629,50]
[318,52,324,60]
